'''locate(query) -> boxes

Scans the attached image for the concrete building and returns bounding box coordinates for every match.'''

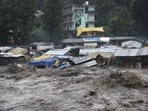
[63,1,95,37]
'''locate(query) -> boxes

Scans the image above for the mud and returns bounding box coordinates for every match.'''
[0,64,148,111]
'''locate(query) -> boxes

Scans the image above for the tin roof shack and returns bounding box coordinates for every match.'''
[121,40,142,48]
[115,48,148,68]
[29,47,81,68]
[0,53,25,66]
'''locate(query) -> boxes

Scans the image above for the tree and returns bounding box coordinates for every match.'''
[95,0,115,27]
[95,0,137,36]
[114,0,131,8]
[0,0,37,45]
[42,0,63,42]
[130,0,148,37]
[37,0,45,10]
[69,0,85,5]
[106,6,136,36]
[66,0,95,6]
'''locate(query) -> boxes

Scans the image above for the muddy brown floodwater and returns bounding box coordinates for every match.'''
[0,64,148,111]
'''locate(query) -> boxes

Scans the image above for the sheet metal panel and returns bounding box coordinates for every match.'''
[115,49,139,57]
[44,49,70,55]
[0,47,12,52]
[0,53,24,57]
[70,56,92,64]
[137,48,148,56]
[115,48,148,57]
[121,40,142,48]
[62,38,83,43]
[80,59,97,67]
[79,48,116,55]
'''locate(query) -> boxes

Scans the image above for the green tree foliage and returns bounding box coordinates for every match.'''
[106,6,136,36]
[37,0,45,10]
[68,0,85,5]
[95,0,136,36]
[0,0,37,45]
[114,0,131,8]
[130,0,148,37]
[28,10,50,43]
[66,0,95,6]
[95,0,115,27]
[42,0,63,42]
[1,0,147,45]
[29,26,49,42]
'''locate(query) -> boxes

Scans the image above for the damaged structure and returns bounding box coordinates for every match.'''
[115,48,148,68]
[0,37,147,69]
[0,53,25,66]
[28,45,117,69]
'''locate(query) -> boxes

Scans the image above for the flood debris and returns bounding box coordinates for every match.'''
[115,47,148,68]
[0,65,147,111]
[0,39,148,110]
[0,52,25,66]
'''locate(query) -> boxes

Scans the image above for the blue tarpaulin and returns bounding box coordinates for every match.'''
[28,57,56,67]
[82,37,101,42]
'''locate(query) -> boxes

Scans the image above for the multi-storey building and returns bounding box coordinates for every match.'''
[63,2,95,37]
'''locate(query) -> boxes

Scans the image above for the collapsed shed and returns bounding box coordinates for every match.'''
[121,40,142,48]
[0,53,25,66]
[115,48,148,68]
[29,47,80,68]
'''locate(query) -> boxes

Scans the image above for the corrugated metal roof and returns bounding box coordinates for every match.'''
[121,40,142,48]
[44,49,70,55]
[115,48,148,57]
[115,49,139,57]
[137,48,148,56]
[80,48,117,55]
[88,52,112,58]
[70,56,92,64]
[0,47,12,51]
[0,53,24,57]
[110,37,136,40]
[37,45,54,51]
[80,59,97,67]
[62,38,83,43]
